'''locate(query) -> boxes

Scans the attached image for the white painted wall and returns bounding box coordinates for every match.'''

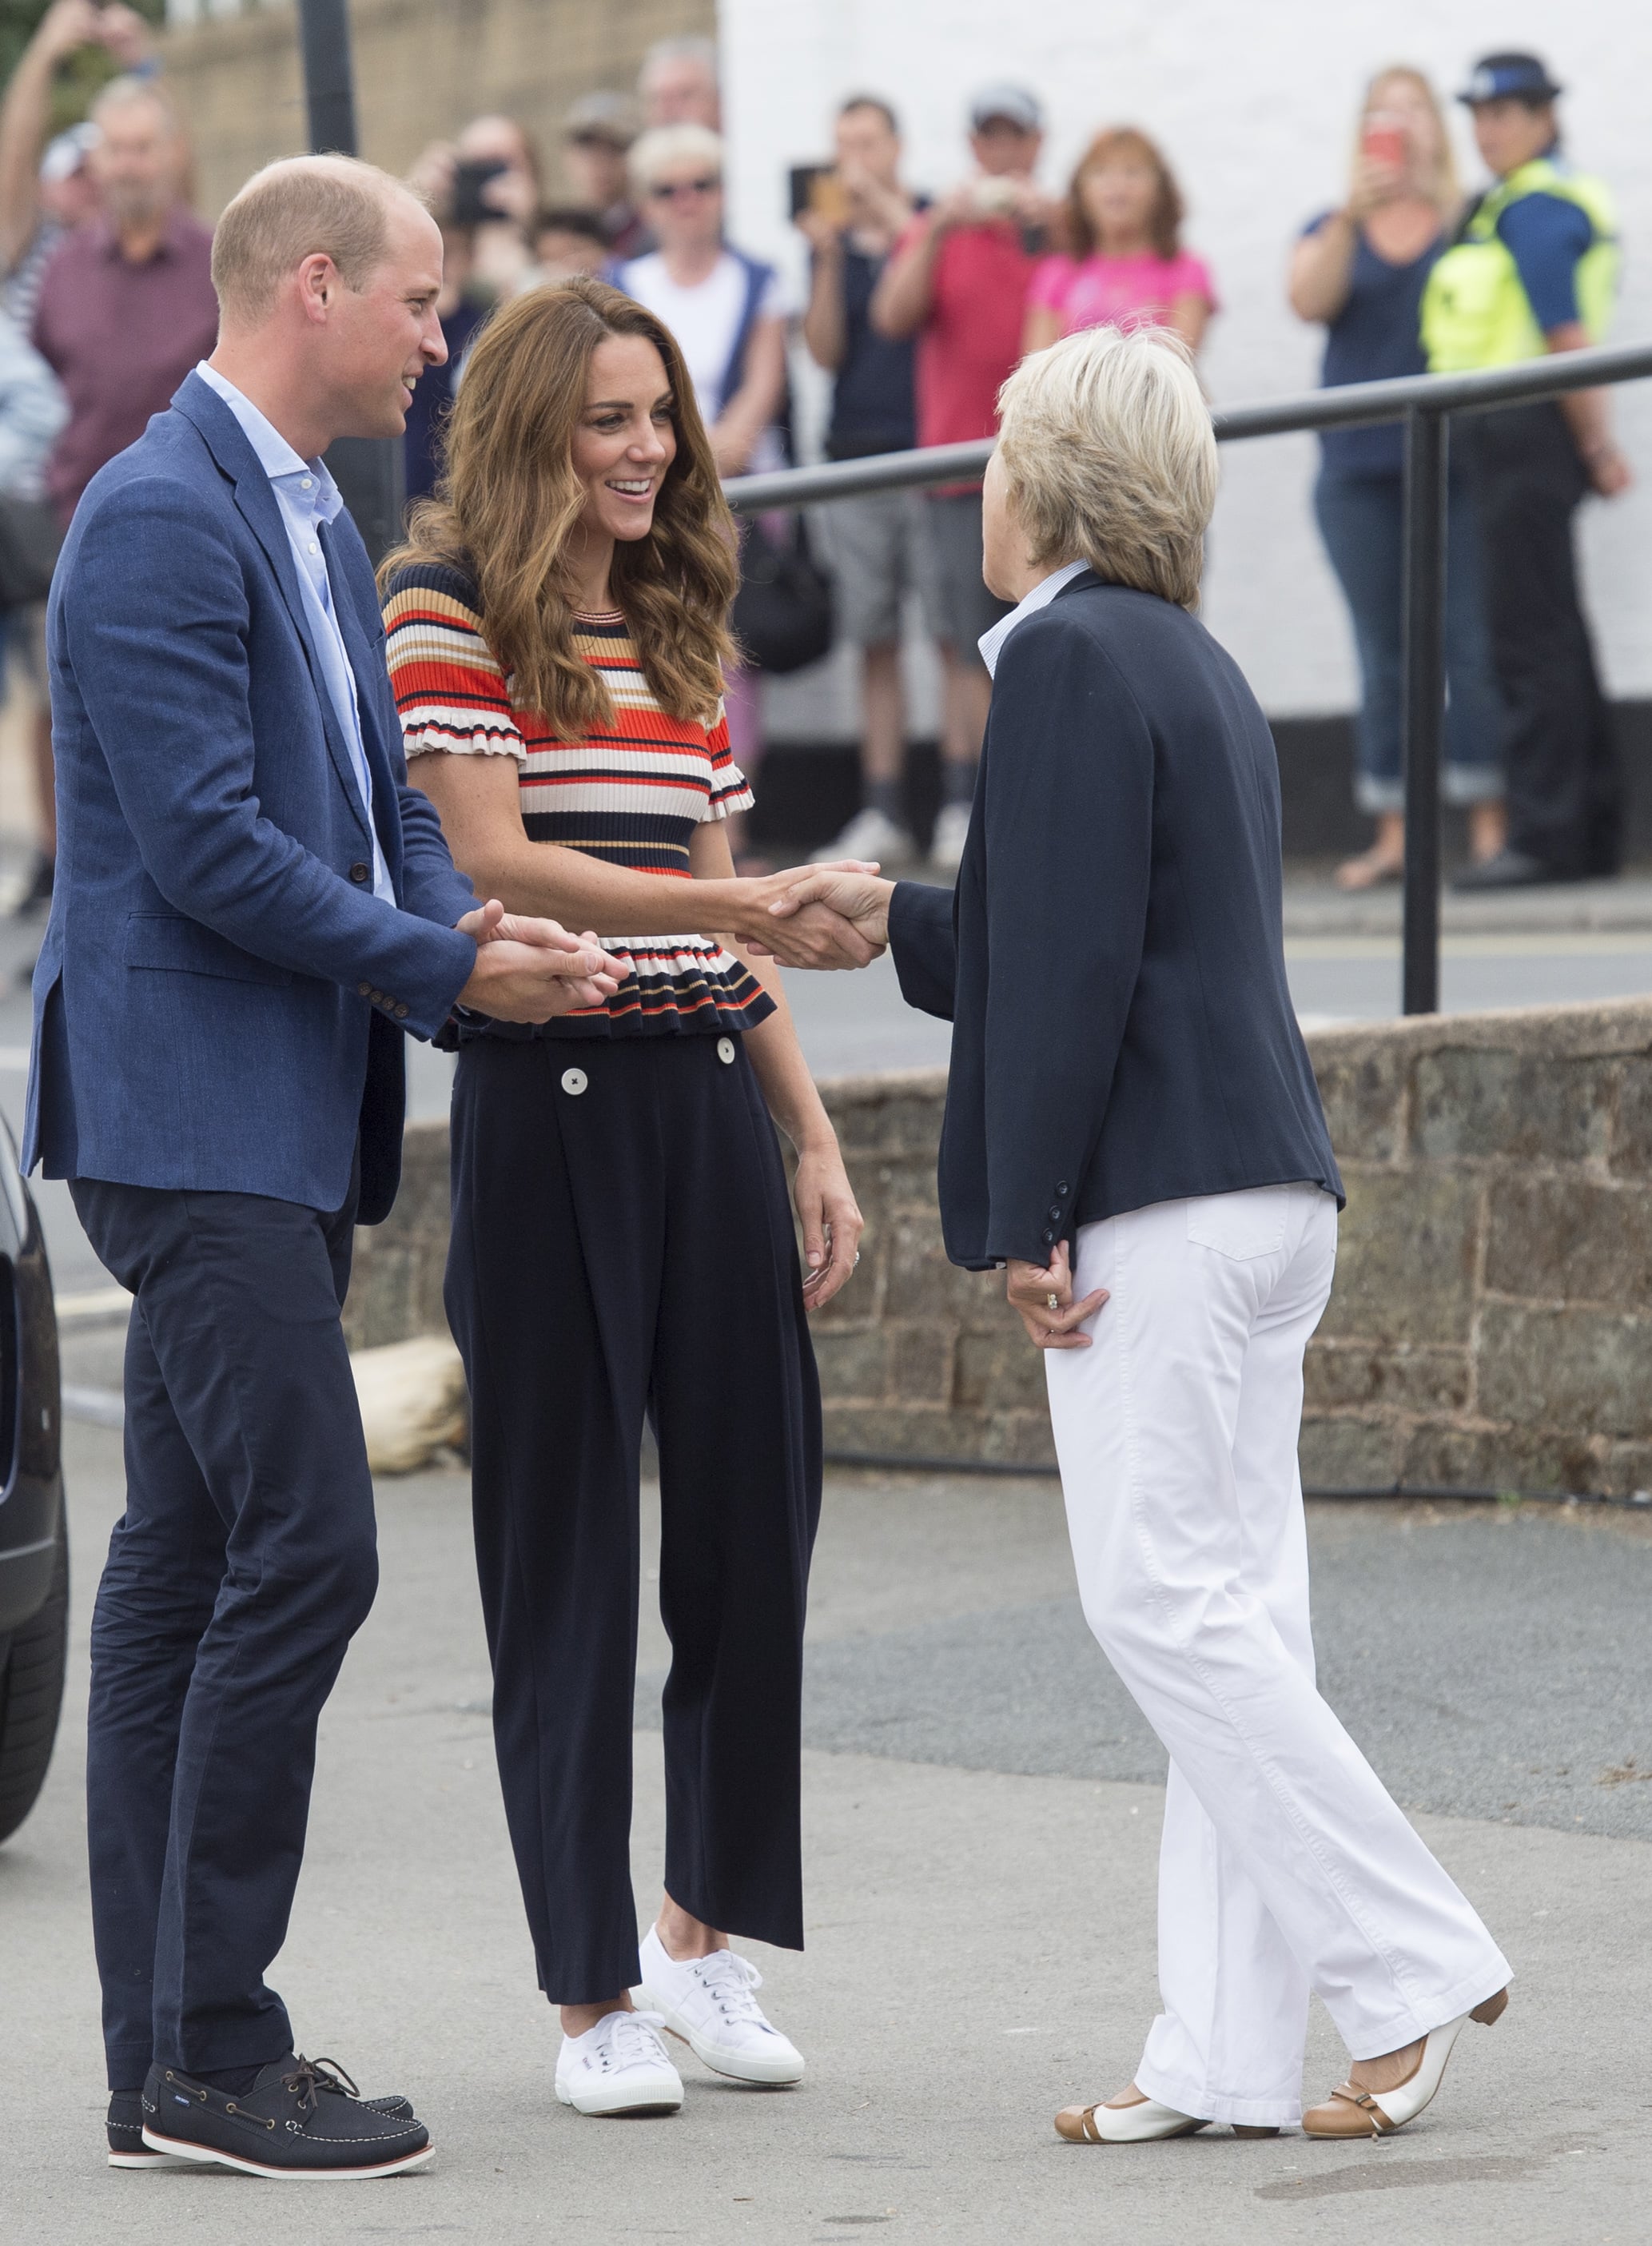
[721,0,1652,729]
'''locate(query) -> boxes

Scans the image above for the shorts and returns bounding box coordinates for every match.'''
[2,602,47,703]
[918,490,1013,666]
[817,487,930,647]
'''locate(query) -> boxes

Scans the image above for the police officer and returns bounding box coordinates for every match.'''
[1423,54,1631,890]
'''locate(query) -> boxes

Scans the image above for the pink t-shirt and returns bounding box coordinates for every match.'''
[1027,248,1218,337]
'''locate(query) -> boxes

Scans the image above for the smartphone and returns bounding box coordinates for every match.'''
[1361,116,1406,171]
[789,163,850,227]
[452,157,509,229]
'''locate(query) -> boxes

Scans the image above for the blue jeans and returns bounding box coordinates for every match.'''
[1313,470,1505,816]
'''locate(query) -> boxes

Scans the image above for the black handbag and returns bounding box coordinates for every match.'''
[0,494,61,610]
[730,512,835,675]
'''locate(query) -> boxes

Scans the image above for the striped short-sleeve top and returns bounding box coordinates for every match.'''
[382,560,773,1039]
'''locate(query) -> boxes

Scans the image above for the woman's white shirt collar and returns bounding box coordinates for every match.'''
[977,560,1089,679]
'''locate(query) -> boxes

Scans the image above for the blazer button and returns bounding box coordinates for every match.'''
[716,1037,735,1065]
[1048,1205,1063,1222]
[395,1004,408,1020]
[1041,1228,1056,1246]
[349,862,370,883]
[357,981,372,998]
[1055,1181,1070,1197]
[560,1067,588,1097]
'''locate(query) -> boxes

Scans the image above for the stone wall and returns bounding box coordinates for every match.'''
[1306,998,1652,1499]
[344,998,1652,1496]
[160,0,713,219]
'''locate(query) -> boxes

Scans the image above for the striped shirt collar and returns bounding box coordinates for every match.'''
[978,560,1089,678]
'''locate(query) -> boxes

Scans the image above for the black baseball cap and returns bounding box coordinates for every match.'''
[1458,53,1564,107]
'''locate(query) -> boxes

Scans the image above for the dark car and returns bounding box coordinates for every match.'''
[0,1120,65,1845]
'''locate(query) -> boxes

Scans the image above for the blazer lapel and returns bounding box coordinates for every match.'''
[171,375,375,848]
[317,519,404,886]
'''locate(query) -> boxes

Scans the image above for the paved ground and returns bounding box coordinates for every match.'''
[6,1400,1652,2244]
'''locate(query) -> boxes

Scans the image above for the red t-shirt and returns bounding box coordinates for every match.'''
[902,214,1037,450]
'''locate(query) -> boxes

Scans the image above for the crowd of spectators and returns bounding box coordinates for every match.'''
[0,16,1636,898]
[794,54,1630,889]
[0,0,217,910]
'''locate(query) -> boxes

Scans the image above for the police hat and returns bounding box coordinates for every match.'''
[1458,53,1565,107]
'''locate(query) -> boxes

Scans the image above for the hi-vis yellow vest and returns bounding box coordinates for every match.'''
[1420,158,1618,373]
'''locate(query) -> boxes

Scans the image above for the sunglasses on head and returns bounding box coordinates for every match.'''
[647,175,720,201]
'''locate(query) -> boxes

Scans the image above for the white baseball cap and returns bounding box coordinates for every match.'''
[40,122,100,185]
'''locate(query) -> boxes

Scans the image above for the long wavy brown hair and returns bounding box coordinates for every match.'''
[383,277,738,739]
[1065,126,1184,262]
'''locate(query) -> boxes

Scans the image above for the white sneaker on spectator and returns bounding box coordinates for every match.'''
[810,805,916,866]
[928,801,972,874]
[555,2008,683,2117]
[637,1925,806,2085]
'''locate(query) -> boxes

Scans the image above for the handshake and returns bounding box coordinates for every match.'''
[728,860,898,970]
[453,863,901,1024]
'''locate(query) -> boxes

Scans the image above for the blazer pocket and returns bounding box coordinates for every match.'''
[1185,1190,1288,1261]
[122,912,293,987]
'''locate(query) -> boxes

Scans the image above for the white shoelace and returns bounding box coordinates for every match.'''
[598,2010,669,2073]
[689,1950,769,2028]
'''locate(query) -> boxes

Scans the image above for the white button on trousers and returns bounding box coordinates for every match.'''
[1045,1185,1509,2129]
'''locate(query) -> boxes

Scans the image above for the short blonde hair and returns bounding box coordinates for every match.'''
[629,122,723,195]
[90,74,186,137]
[211,154,414,325]
[995,325,1216,610]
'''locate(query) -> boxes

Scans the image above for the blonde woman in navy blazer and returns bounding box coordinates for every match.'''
[774,324,1510,2145]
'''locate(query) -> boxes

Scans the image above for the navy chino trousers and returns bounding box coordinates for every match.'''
[1459,401,1622,878]
[70,1169,373,2092]
[446,1031,822,2006]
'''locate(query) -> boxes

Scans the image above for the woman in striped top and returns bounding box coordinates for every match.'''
[380,277,874,2117]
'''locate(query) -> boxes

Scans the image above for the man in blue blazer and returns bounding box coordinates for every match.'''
[25,154,622,2180]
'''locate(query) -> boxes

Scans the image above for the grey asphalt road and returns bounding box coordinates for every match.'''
[6,1405,1652,2244]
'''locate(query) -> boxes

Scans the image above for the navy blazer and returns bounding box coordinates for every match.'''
[23,372,479,1225]
[889,571,1343,1270]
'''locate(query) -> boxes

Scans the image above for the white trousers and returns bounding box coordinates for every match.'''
[1045,1185,1510,2128]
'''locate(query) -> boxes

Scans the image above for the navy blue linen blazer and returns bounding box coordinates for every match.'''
[22,372,480,1225]
[889,571,1343,1270]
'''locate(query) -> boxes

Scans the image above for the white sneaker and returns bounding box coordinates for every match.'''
[928,800,973,874]
[555,2008,683,2117]
[637,1925,806,2086]
[810,805,916,866]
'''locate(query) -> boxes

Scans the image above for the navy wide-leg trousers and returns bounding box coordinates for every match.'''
[70,1172,374,2092]
[446,1033,822,2006]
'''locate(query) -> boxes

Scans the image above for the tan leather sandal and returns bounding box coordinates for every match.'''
[1053,2085,1280,2144]
[1055,2090,1208,2144]
[1301,1988,1509,2139]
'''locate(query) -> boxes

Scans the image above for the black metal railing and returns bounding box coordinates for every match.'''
[726,339,1652,1014]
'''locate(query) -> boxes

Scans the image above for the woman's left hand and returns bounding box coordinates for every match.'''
[794,1142,865,1312]
[1005,1242,1109,1350]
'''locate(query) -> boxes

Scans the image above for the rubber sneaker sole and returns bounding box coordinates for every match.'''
[644,2003,806,2086]
[140,2127,436,2180]
[555,2074,683,2117]
[109,2147,197,2170]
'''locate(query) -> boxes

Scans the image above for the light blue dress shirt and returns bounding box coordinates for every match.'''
[977,560,1089,679]
[194,360,393,902]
